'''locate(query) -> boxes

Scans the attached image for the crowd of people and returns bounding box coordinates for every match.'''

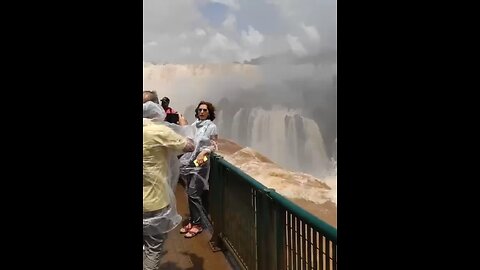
[142,90,218,270]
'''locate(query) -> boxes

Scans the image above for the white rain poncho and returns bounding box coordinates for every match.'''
[179,119,218,190]
[143,102,193,235]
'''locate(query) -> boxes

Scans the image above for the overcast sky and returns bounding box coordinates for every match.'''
[144,0,336,64]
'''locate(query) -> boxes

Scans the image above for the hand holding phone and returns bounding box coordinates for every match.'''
[193,156,208,167]
[178,114,188,126]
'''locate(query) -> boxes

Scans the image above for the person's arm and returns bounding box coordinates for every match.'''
[183,138,195,153]
[199,136,218,154]
[178,114,188,126]
[195,125,218,166]
[151,125,194,153]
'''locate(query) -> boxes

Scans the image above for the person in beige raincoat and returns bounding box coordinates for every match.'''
[143,101,193,270]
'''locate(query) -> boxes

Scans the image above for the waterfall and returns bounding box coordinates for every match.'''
[222,106,330,178]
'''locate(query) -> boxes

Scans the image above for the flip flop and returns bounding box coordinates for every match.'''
[180,223,192,234]
[184,226,203,238]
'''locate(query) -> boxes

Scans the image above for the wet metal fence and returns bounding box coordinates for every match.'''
[209,154,337,270]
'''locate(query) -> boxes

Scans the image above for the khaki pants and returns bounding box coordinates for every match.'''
[143,233,166,270]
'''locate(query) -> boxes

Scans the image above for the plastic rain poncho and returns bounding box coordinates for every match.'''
[143,101,192,235]
[179,119,218,190]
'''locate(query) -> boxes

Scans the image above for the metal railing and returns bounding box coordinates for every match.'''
[209,154,337,270]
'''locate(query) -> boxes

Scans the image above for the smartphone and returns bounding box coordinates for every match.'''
[193,156,208,167]
[165,113,179,124]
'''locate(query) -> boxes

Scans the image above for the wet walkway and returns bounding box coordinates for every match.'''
[158,184,234,270]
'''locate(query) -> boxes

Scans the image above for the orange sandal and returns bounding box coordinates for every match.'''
[184,225,203,238]
[179,223,192,234]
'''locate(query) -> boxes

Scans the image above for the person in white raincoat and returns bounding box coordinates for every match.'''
[178,101,218,238]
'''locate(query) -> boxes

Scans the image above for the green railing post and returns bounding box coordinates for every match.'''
[274,201,286,270]
[257,188,286,270]
[208,155,225,251]
[256,189,271,270]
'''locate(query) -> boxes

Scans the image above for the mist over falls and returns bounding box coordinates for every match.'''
[215,74,337,159]
[144,63,337,178]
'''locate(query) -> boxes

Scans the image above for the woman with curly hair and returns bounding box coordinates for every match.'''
[178,101,218,238]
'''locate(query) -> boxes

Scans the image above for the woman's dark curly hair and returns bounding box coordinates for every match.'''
[195,101,216,121]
